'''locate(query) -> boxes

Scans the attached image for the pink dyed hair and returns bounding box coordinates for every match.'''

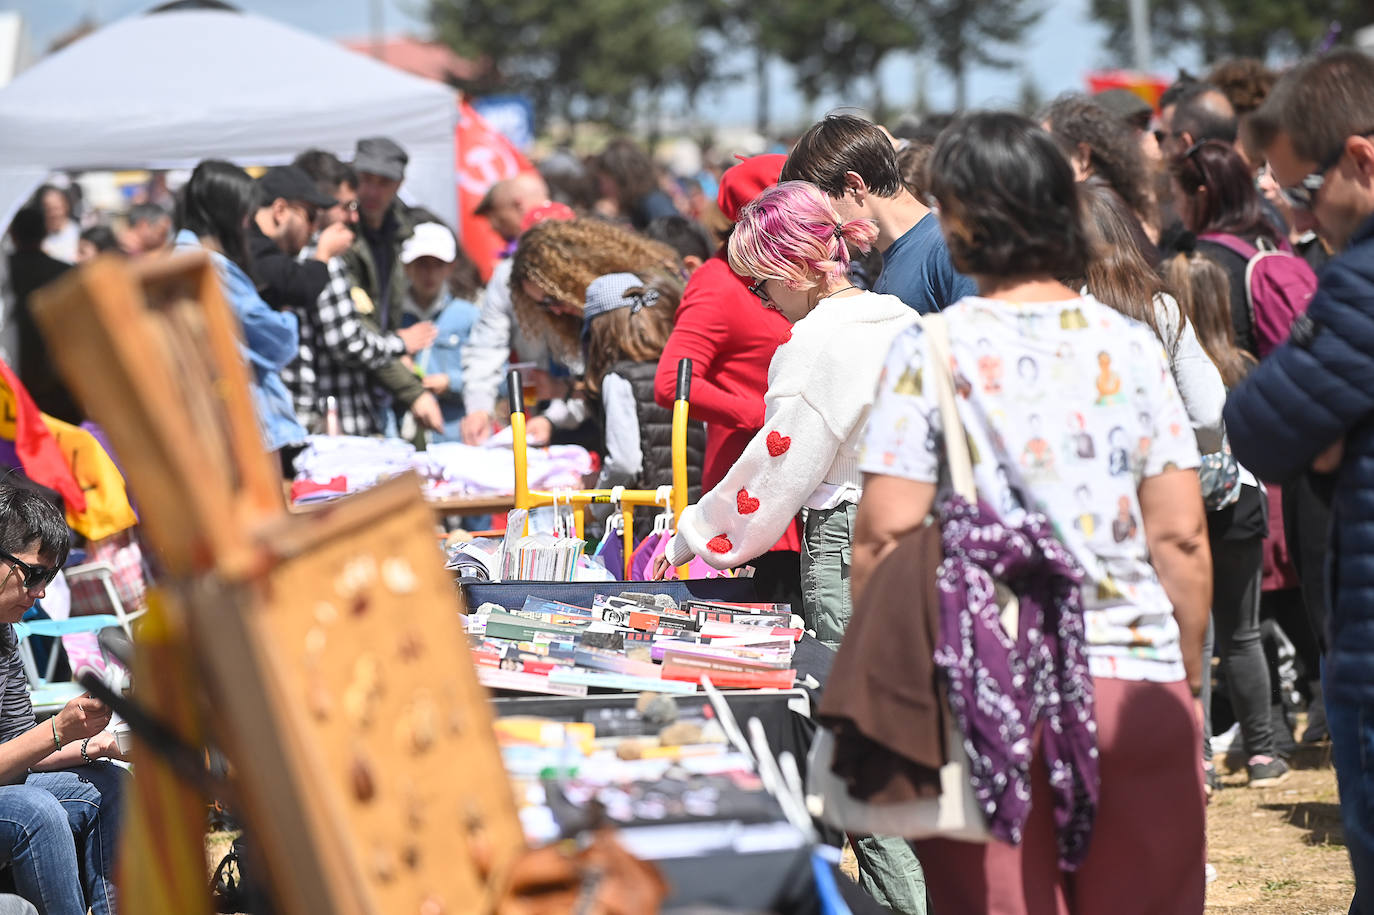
[727,180,879,290]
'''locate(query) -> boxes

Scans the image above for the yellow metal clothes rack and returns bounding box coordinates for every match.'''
[507,359,695,580]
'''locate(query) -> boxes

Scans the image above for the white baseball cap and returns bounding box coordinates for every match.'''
[400,222,457,265]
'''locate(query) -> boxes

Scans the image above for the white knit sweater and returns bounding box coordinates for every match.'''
[665,290,919,569]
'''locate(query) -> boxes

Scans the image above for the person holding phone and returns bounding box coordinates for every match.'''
[0,483,126,915]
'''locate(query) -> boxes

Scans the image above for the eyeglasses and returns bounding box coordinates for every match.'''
[0,549,59,593]
[747,278,770,303]
[1279,130,1374,211]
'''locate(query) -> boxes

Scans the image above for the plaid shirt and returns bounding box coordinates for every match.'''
[280,249,406,435]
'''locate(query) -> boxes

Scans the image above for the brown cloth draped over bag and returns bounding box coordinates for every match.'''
[816,519,946,803]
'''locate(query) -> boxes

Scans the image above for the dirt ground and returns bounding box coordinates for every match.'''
[837,742,1354,914]
[1205,743,1353,914]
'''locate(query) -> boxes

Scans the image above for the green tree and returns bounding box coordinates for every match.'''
[427,0,717,128]
[1088,0,1373,63]
[923,0,1045,110]
[763,0,923,121]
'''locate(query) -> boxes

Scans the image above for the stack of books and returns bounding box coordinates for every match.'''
[467,593,802,697]
[497,533,587,582]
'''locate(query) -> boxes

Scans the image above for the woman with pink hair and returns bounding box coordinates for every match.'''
[657,180,918,647]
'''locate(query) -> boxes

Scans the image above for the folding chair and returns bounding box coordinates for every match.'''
[12,616,122,716]
[63,560,146,636]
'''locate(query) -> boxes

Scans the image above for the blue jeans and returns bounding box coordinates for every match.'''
[1328,690,1374,915]
[0,765,124,915]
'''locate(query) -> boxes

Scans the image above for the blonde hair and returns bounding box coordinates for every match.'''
[511,219,679,364]
[1164,250,1255,388]
[584,272,683,396]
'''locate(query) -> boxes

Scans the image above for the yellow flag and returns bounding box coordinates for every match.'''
[0,380,138,541]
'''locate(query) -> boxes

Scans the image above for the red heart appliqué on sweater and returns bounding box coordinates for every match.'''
[766,431,791,456]
[736,489,760,514]
[707,535,733,554]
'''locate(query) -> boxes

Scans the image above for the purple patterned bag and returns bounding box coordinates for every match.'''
[935,494,1098,869]
[925,312,1099,870]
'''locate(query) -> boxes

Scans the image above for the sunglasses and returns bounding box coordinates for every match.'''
[0,549,59,593]
[1279,130,1374,211]
[747,278,770,303]
[536,291,563,310]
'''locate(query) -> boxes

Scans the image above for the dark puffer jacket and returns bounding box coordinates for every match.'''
[1224,214,1374,704]
[601,360,705,533]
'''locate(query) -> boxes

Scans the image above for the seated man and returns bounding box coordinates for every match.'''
[0,483,125,915]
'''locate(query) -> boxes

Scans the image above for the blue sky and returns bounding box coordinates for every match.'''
[10,0,1202,126]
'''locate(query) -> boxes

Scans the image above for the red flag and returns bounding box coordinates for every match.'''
[0,359,86,512]
[1086,70,1172,112]
[456,101,536,281]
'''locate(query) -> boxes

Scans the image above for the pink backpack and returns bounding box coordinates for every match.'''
[1200,233,1317,358]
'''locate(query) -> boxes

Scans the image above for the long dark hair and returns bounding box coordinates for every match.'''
[176,159,254,271]
[1170,140,1277,244]
[1165,250,1254,387]
[1077,183,1173,349]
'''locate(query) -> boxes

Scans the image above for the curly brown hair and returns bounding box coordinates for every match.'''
[1040,93,1153,222]
[510,218,680,364]
[1207,58,1276,117]
[584,272,684,397]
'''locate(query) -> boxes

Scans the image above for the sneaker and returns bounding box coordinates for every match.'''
[1247,756,1291,787]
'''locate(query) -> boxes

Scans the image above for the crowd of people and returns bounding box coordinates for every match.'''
[1,40,1373,915]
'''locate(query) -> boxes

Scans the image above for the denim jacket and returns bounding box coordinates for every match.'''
[405,292,480,443]
[175,230,307,452]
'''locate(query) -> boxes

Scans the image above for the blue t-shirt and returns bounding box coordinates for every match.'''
[872,213,977,314]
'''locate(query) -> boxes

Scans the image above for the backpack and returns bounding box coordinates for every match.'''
[1200,233,1317,358]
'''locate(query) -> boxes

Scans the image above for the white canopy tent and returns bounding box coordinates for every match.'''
[0,4,459,229]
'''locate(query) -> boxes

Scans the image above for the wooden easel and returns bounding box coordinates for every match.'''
[33,253,524,913]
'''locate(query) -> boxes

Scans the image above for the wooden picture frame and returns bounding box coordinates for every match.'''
[33,253,524,913]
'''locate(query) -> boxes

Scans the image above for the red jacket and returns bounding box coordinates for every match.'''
[655,251,801,553]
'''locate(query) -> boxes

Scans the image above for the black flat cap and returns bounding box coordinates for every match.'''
[353,136,408,181]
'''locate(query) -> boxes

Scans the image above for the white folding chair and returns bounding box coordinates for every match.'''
[12,616,122,717]
[62,561,145,636]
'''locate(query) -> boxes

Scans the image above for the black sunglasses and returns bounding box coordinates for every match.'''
[748,278,770,303]
[0,549,59,593]
[1279,129,1374,211]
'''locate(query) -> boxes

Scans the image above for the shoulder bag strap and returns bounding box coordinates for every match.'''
[923,313,976,503]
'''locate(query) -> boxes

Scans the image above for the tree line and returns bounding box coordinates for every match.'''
[427,0,1373,132]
